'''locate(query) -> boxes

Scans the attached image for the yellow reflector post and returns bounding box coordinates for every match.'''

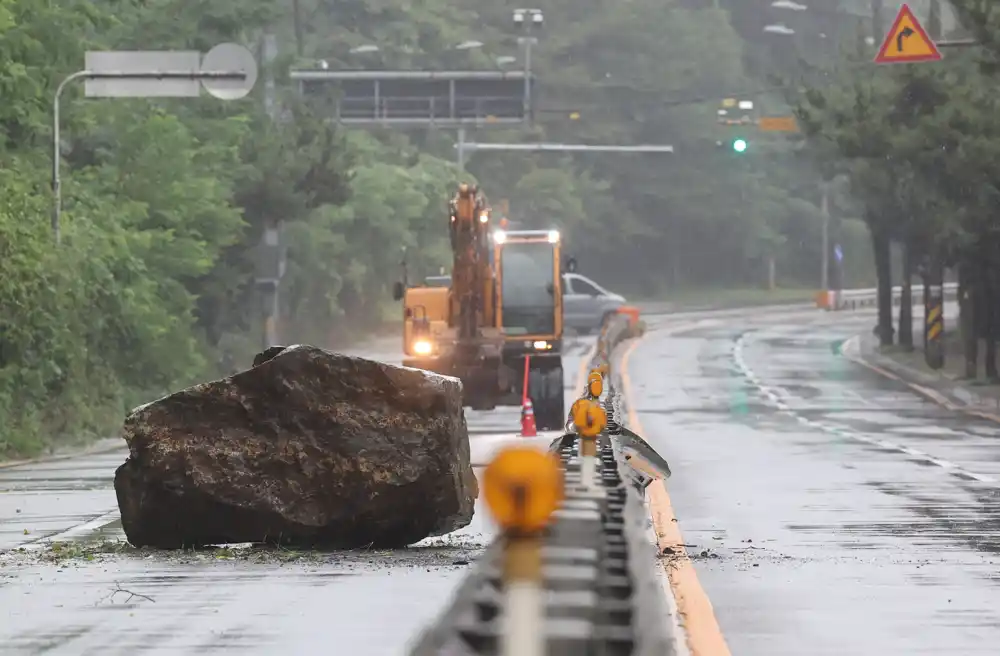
[483,446,563,533]
[587,371,603,398]
[572,399,606,438]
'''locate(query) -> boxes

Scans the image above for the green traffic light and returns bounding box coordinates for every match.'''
[733,138,747,153]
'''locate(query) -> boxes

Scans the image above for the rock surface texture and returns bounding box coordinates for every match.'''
[115,345,476,549]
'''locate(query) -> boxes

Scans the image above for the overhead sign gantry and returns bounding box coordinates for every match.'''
[289,69,535,126]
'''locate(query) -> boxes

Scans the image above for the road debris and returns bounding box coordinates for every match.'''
[114,345,477,549]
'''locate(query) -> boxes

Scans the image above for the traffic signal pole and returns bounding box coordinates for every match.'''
[821,184,830,294]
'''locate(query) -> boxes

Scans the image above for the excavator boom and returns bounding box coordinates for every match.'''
[447,184,494,339]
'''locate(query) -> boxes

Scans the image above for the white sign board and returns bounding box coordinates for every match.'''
[84,51,201,97]
[200,43,258,100]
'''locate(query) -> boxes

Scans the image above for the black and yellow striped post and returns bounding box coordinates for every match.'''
[925,284,944,370]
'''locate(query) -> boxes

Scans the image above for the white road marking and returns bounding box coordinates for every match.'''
[845,388,878,408]
[12,509,121,553]
[732,333,998,486]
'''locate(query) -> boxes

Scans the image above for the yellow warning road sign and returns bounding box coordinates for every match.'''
[875,3,941,64]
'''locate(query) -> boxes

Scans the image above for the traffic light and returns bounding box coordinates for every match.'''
[732,138,747,153]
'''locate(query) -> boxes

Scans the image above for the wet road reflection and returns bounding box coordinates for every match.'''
[629,309,1000,655]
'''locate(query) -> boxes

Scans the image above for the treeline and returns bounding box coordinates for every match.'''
[794,0,1000,377]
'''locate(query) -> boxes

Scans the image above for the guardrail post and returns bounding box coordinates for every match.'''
[502,535,545,656]
[572,388,606,491]
[579,433,597,489]
[482,446,563,656]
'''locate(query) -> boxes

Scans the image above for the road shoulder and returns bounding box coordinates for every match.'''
[616,330,731,656]
[0,437,124,471]
[841,333,1000,423]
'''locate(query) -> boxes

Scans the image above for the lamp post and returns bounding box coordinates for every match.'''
[513,8,543,122]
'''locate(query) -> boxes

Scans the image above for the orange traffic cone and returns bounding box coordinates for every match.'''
[520,398,537,437]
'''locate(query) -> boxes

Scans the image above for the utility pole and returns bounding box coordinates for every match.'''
[457,127,466,169]
[871,0,884,41]
[820,183,829,294]
[922,0,946,370]
[255,32,286,349]
[928,0,942,41]
[513,9,543,124]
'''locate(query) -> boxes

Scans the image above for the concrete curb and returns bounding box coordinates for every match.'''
[0,438,124,471]
[841,334,1000,422]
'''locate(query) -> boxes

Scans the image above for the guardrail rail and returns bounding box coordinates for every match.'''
[820,282,958,311]
[408,310,672,656]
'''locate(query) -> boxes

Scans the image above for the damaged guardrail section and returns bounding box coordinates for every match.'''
[408,309,674,656]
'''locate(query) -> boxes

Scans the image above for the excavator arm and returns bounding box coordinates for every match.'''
[447,184,494,338]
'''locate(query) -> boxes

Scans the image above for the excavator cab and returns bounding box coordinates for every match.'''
[493,228,565,430]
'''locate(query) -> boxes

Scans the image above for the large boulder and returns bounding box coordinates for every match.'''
[114,345,477,549]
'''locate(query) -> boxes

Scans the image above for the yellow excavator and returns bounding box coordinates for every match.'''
[391,183,565,430]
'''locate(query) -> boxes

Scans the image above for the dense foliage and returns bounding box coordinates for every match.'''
[0,0,470,457]
[792,0,1000,377]
[0,0,882,457]
[456,0,864,294]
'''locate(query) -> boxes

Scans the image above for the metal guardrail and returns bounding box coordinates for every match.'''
[407,432,676,655]
[826,282,958,310]
[408,311,672,656]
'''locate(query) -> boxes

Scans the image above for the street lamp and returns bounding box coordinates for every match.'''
[514,8,544,26]
[764,24,795,35]
[771,0,807,10]
[768,1,839,40]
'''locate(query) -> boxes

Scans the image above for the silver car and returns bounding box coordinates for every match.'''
[409,271,625,335]
[562,272,627,335]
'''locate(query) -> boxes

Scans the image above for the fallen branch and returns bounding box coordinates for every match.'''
[104,581,155,604]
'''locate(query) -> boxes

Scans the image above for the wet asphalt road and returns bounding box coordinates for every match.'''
[0,338,592,655]
[629,307,1000,655]
[7,305,999,655]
